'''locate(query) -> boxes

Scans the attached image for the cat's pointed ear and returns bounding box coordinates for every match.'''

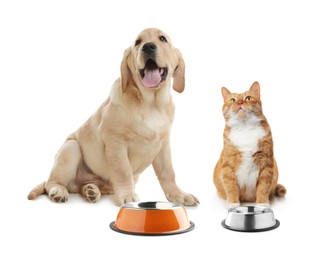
[221,87,231,100]
[250,81,260,98]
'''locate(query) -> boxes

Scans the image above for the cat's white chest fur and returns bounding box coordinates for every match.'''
[227,113,266,200]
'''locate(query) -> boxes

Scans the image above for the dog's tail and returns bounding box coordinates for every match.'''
[27,182,46,200]
[275,183,286,197]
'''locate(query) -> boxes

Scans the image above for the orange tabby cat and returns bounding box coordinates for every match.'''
[213,81,286,208]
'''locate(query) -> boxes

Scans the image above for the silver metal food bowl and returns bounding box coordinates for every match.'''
[222,205,280,232]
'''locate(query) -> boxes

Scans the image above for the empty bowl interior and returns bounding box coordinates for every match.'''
[110,201,194,235]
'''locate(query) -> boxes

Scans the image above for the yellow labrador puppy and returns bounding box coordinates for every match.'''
[28,28,199,206]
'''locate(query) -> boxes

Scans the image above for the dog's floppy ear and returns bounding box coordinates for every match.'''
[120,47,132,93]
[172,49,185,93]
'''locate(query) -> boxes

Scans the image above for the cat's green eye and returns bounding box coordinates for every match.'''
[245,96,251,101]
[230,98,236,103]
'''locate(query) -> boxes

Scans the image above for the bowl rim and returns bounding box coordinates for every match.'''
[228,205,273,215]
[109,221,195,236]
[121,201,184,210]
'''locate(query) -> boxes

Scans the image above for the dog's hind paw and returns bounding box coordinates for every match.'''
[48,186,69,203]
[81,183,101,203]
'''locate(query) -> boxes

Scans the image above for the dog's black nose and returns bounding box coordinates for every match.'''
[142,42,157,54]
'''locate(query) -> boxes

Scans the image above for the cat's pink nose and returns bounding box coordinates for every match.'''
[237,100,243,106]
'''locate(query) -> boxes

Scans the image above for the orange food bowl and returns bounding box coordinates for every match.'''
[110,201,195,236]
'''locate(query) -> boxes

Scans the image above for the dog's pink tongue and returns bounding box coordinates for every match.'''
[142,69,161,88]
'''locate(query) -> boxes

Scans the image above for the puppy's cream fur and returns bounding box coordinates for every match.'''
[28,28,199,206]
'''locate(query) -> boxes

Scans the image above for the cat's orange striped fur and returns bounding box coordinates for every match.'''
[213,81,286,208]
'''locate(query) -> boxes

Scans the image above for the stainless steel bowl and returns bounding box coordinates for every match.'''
[222,205,280,232]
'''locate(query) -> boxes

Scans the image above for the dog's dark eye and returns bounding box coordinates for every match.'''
[245,96,251,101]
[135,39,141,46]
[159,36,167,42]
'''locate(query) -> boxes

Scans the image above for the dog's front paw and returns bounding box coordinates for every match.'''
[115,192,139,206]
[166,191,199,206]
[48,186,69,203]
[81,184,101,203]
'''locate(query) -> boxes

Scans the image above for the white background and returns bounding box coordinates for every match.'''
[1,0,321,259]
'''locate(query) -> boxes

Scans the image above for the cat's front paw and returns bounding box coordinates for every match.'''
[256,202,270,208]
[227,202,240,209]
